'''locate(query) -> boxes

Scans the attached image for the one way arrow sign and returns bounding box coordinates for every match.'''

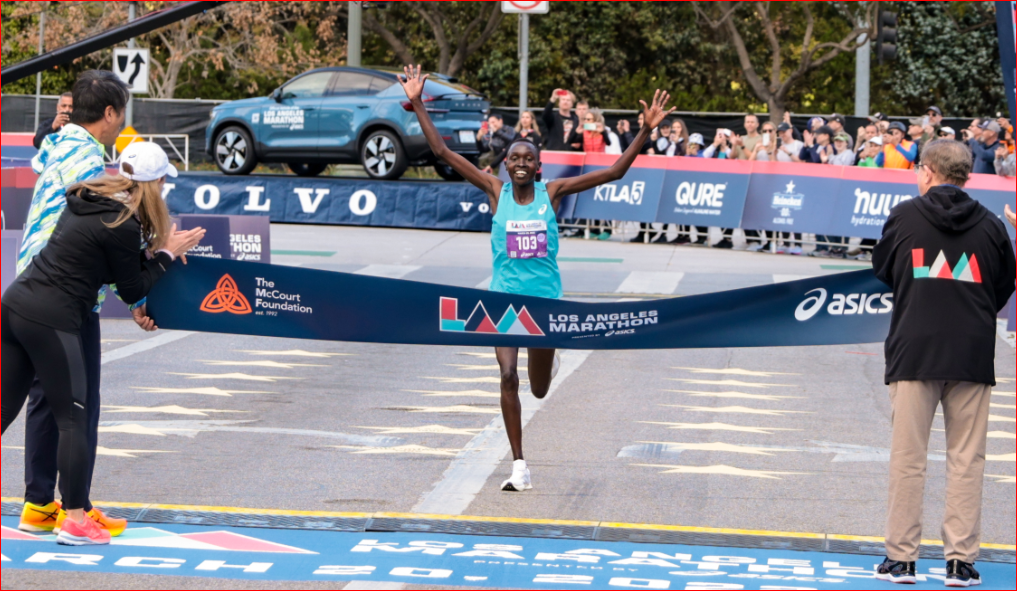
[113,48,150,94]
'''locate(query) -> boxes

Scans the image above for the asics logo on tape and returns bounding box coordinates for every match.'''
[795,288,894,322]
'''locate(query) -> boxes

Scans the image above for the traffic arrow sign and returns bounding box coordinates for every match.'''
[113,48,150,94]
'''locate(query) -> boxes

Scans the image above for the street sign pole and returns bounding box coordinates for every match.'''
[348,1,362,68]
[34,10,45,131]
[519,13,529,117]
[126,1,137,128]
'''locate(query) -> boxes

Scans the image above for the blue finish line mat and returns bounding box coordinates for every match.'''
[3,518,1015,589]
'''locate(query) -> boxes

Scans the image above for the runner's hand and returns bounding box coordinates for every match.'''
[639,90,676,131]
[1006,205,1016,228]
[398,65,429,103]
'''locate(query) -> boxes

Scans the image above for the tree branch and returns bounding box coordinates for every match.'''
[363,10,415,66]
[754,2,783,91]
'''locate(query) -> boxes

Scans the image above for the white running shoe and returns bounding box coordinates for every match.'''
[551,352,561,380]
[501,460,533,492]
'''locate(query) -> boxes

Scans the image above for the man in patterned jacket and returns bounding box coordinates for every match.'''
[15,71,153,538]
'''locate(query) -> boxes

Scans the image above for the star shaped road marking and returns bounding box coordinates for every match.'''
[200,360,327,369]
[406,390,500,399]
[357,425,483,436]
[667,379,793,389]
[132,386,271,397]
[638,422,800,435]
[332,445,461,457]
[168,372,301,383]
[672,367,801,378]
[637,442,800,456]
[634,464,807,480]
[663,405,812,416]
[102,405,244,417]
[666,390,802,402]
[239,349,353,358]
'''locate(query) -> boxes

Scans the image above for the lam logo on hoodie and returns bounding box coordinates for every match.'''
[912,249,982,284]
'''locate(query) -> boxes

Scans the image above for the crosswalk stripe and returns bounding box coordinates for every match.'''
[354,265,422,279]
[616,271,684,295]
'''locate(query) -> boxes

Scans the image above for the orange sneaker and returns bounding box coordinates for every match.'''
[19,501,62,533]
[88,508,127,537]
[55,507,127,537]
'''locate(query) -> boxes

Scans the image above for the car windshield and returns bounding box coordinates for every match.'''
[281,72,334,99]
[424,78,483,99]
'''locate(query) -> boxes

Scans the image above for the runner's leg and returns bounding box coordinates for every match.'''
[527,348,556,400]
[496,347,524,461]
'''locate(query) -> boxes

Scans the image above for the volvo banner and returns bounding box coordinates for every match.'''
[163,173,493,232]
[148,257,894,350]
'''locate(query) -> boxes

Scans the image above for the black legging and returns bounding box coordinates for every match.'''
[1,305,91,510]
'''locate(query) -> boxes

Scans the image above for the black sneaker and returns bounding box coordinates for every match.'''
[945,560,981,587]
[670,235,692,245]
[652,233,669,244]
[628,233,647,243]
[713,238,734,250]
[875,558,917,584]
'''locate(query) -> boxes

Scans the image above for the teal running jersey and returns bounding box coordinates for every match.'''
[490,182,562,300]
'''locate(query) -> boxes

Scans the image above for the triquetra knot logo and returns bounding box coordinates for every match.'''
[200,274,252,315]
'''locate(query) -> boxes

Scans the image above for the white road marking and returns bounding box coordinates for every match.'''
[412,350,593,515]
[773,274,812,284]
[354,265,422,279]
[616,271,684,295]
[101,331,194,365]
[344,583,405,590]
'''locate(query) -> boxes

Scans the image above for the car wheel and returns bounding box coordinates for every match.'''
[361,130,408,181]
[289,163,328,177]
[214,126,257,175]
[433,162,465,182]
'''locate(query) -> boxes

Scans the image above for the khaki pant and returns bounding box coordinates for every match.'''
[886,381,992,563]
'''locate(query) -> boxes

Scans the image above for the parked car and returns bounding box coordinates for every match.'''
[206,67,489,181]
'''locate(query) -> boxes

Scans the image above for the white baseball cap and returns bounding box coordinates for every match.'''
[867,135,884,146]
[689,133,705,146]
[119,141,178,182]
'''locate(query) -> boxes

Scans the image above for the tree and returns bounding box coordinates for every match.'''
[693,1,876,121]
[879,1,1006,118]
[363,2,505,77]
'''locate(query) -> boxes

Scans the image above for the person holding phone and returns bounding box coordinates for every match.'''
[542,89,579,151]
[399,65,675,492]
[33,93,74,150]
[2,142,205,546]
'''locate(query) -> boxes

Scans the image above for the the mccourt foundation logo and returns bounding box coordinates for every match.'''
[440,298,544,336]
[201,274,253,315]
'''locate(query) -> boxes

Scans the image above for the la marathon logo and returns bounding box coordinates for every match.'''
[440,298,545,336]
[200,274,253,315]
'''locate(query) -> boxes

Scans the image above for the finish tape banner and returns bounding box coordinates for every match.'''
[148,257,894,350]
[163,173,493,232]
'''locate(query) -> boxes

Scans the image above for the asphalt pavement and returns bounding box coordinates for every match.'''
[2,224,1014,590]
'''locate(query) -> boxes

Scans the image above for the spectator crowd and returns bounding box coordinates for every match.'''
[472,92,1016,259]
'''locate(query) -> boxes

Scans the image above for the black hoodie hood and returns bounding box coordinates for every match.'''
[65,189,129,217]
[911,184,988,234]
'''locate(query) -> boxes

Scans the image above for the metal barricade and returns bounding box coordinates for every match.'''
[107,134,190,171]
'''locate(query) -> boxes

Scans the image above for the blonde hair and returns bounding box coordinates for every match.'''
[515,111,542,136]
[589,108,606,125]
[67,174,172,252]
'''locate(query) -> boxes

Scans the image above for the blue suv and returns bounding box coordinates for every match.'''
[206,67,489,180]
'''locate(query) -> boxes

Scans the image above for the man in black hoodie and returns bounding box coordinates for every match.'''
[872,140,1016,587]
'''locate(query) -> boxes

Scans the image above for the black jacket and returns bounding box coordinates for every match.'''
[33,117,59,150]
[2,190,172,334]
[873,185,1016,386]
[541,103,579,151]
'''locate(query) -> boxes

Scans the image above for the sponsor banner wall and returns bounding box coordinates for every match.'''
[572,154,667,223]
[741,163,843,236]
[656,157,752,228]
[164,173,493,232]
[148,256,894,350]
